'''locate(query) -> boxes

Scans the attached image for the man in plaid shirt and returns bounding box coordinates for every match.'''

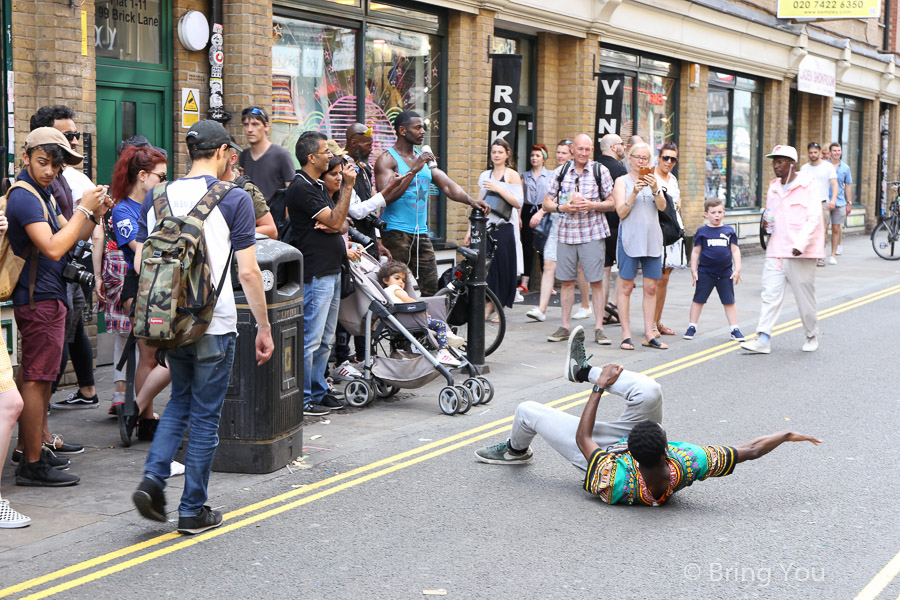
[542,134,616,346]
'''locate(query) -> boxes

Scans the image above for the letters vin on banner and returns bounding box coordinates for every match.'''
[594,73,625,160]
[488,54,523,160]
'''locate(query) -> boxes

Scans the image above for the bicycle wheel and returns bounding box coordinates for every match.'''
[758,212,770,250]
[872,219,900,260]
[483,288,506,356]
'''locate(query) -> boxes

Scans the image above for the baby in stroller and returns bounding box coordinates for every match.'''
[378,261,464,366]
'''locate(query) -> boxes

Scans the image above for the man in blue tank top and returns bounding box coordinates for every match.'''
[375,111,491,296]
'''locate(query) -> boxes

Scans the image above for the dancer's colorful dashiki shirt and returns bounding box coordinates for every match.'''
[583,439,738,506]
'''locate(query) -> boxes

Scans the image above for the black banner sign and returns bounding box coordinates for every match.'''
[488,54,523,161]
[593,73,625,161]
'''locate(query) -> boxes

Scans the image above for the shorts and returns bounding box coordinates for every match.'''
[557,239,605,282]
[605,228,617,267]
[692,271,735,305]
[542,214,560,262]
[616,238,663,280]
[826,205,846,225]
[14,299,67,382]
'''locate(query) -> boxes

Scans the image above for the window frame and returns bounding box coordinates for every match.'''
[832,94,864,207]
[707,69,765,212]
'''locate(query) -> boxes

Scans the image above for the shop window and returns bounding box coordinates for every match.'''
[832,95,863,205]
[706,71,763,209]
[599,47,678,154]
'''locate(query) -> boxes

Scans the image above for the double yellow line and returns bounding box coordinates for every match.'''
[4,283,899,600]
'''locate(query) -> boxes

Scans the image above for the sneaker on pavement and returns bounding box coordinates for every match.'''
[177,505,223,535]
[802,336,819,352]
[475,441,533,465]
[436,348,461,367]
[446,331,466,348]
[319,394,347,410]
[303,403,331,416]
[514,291,525,303]
[43,435,83,455]
[0,499,31,529]
[836,244,843,255]
[683,325,697,340]
[170,461,186,477]
[132,477,167,522]
[740,339,771,354]
[108,391,125,416]
[332,360,362,382]
[11,448,70,470]
[525,307,546,322]
[51,390,99,410]
[547,326,570,342]
[827,256,837,265]
[565,326,592,382]
[326,383,345,400]
[16,455,80,487]
[730,328,746,342]
[572,306,592,320]
[594,328,611,345]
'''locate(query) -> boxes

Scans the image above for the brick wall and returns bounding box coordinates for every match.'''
[861,98,880,225]
[535,32,560,147]
[223,0,272,145]
[172,0,209,175]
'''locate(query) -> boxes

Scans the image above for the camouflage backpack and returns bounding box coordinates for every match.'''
[133,180,235,348]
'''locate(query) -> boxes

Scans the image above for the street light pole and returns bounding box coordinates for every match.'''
[466,208,487,373]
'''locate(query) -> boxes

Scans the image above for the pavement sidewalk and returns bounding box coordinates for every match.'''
[2,233,898,557]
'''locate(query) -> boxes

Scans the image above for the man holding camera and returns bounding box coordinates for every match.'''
[7,128,110,486]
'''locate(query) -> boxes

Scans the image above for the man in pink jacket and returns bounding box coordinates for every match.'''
[741,145,825,355]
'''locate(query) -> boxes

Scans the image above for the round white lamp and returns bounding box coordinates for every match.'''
[178,10,210,52]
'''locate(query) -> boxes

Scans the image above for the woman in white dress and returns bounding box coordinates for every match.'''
[652,142,685,337]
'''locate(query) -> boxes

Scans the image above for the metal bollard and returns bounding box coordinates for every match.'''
[466,208,488,373]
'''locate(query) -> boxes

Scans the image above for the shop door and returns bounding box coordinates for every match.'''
[516,115,535,168]
[96,87,165,185]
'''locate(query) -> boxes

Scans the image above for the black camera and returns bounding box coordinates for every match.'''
[360,212,387,231]
[347,227,375,250]
[62,241,95,288]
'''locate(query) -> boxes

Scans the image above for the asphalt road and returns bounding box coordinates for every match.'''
[3,273,899,599]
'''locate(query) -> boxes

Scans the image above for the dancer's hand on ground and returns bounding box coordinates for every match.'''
[785,432,823,445]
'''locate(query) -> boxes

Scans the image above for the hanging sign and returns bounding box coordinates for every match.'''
[488,54,523,160]
[182,88,200,128]
[797,55,836,97]
[777,0,881,19]
[593,73,625,160]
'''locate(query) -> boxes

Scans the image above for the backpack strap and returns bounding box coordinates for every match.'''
[188,181,235,221]
[555,161,572,199]
[151,182,171,223]
[8,181,53,309]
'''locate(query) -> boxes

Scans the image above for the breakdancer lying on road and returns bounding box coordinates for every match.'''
[475,326,821,505]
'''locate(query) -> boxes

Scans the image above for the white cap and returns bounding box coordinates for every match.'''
[765,145,798,162]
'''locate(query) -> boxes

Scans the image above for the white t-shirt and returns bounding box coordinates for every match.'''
[800,161,836,202]
[62,167,95,202]
[136,176,256,335]
[384,284,404,304]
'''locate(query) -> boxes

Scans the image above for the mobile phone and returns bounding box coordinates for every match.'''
[639,166,653,179]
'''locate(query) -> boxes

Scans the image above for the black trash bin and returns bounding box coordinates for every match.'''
[212,237,304,474]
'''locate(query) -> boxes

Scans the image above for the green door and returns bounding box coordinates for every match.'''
[96,86,166,185]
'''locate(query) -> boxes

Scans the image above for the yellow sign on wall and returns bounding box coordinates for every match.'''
[777,0,881,19]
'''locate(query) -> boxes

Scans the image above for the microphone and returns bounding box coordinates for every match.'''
[421,145,437,169]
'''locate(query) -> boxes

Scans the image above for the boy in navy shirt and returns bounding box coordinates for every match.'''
[684,198,744,341]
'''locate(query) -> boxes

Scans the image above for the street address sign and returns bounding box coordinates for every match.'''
[777,0,881,19]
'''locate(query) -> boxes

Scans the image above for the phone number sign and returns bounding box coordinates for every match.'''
[778,0,881,19]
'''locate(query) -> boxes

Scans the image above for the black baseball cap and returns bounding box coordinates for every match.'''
[185,120,231,150]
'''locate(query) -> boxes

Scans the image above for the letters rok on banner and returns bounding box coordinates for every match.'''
[488,54,523,158]
[594,73,625,159]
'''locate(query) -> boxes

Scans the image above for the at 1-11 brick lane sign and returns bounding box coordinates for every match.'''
[777,0,881,19]
[95,0,163,64]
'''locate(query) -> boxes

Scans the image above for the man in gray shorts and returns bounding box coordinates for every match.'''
[542,134,615,345]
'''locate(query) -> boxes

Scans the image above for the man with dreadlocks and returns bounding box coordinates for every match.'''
[475,326,821,505]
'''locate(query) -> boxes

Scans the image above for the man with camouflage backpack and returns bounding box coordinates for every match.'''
[131,120,274,535]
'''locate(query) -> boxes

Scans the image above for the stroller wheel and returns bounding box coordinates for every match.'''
[462,378,485,406]
[345,380,375,408]
[476,377,495,404]
[373,378,400,399]
[438,386,460,415]
[455,385,472,414]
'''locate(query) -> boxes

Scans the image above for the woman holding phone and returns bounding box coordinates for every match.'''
[613,142,668,351]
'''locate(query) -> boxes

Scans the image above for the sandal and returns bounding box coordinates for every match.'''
[620,337,635,351]
[604,303,619,323]
[656,323,676,336]
[816,258,826,267]
[642,338,669,350]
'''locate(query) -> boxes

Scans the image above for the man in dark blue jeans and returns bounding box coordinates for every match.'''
[131,121,274,534]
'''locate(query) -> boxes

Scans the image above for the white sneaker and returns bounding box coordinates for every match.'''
[514,291,525,303]
[740,339,771,354]
[170,461,186,477]
[572,306,592,320]
[446,331,466,348]
[525,307,546,322]
[827,256,837,265]
[436,349,461,367]
[801,336,819,352]
[0,499,31,528]
[333,360,362,382]
[836,245,842,256]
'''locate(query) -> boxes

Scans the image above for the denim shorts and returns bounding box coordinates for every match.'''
[617,238,663,280]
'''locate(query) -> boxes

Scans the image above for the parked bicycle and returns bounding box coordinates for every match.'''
[435,226,506,356]
[872,181,900,260]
